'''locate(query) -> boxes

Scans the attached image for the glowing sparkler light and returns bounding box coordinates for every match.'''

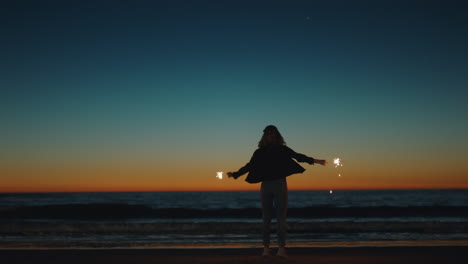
[330,190,333,194]
[333,158,343,168]
[333,158,344,178]
[216,172,223,180]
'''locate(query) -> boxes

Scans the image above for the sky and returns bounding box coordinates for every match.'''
[1,0,468,192]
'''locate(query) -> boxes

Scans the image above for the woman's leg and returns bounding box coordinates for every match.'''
[274,178,288,247]
[261,182,274,248]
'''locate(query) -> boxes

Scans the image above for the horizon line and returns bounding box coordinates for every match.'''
[1,187,467,194]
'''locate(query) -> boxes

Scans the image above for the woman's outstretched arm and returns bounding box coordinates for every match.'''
[287,147,328,166]
[227,162,251,179]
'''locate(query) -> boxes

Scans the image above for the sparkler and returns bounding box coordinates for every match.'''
[333,158,343,168]
[334,157,343,177]
[329,158,344,195]
[216,172,223,180]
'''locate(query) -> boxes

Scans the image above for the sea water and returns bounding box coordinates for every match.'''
[1,189,467,248]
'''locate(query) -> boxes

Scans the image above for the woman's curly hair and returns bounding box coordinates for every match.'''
[258,125,286,148]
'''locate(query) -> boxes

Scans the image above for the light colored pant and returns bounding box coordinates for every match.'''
[260,177,288,247]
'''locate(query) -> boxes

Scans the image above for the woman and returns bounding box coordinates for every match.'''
[227,125,327,258]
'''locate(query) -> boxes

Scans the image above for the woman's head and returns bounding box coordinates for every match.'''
[258,125,286,147]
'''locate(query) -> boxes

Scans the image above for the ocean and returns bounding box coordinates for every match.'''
[1,189,467,248]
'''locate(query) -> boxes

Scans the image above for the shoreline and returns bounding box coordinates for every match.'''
[2,245,468,264]
[2,240,468,250]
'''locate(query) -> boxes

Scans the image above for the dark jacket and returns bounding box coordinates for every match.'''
[232,145,314,183]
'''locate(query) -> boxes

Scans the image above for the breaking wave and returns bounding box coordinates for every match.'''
[1,221,467,235]
[1,203,468,220]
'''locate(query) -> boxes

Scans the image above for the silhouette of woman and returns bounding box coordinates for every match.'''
[227,125,327,258]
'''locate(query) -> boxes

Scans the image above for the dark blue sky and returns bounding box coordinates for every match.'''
[1,0,468,191]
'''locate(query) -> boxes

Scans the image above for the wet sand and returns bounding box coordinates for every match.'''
[2,246,468,264]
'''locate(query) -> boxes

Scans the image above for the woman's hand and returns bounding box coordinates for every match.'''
[315,159,328,166]
[227,172,234,178]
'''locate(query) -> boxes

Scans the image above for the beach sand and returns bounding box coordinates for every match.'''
[2,246,468,264]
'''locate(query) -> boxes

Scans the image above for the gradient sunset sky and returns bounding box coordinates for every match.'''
[1,0,467,192]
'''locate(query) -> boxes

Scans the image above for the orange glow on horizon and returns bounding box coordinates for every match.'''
[2,160,467,193]
[1,181,468,193]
